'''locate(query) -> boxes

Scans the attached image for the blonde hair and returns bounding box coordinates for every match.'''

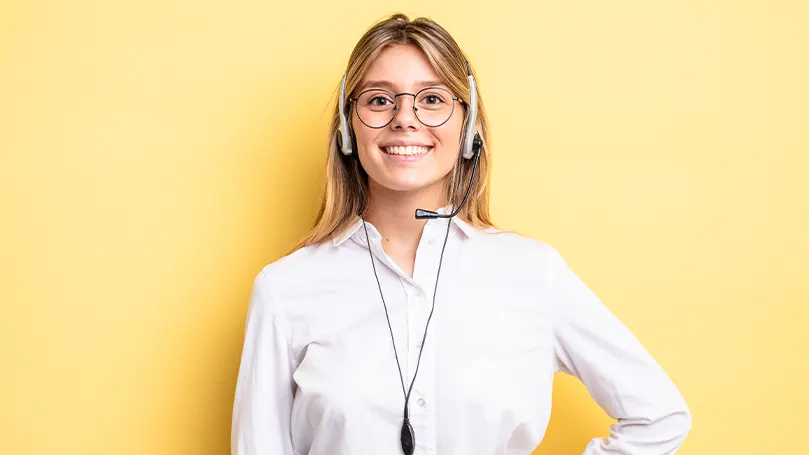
[289,13,497,253]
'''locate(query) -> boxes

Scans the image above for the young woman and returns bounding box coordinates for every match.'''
[231,13,691,455]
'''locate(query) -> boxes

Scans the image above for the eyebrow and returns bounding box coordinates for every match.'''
[358,79,447,92]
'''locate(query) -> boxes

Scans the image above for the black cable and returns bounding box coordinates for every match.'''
[361,213,453,455]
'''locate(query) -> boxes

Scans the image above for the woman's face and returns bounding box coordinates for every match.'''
[352,44,464,196]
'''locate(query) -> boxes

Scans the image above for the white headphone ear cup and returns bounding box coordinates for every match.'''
[462,74,478,160]
[339,125,353,156]
[336,130,344,150]
[336,128,358,159]
[338,74,353,156]
[461,121,478,160]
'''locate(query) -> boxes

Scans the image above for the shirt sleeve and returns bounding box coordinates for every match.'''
[231,269,296,455]
[548,246,692,455]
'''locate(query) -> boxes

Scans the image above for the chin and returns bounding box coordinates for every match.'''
[378,175,444,193]
[379,181,429,192]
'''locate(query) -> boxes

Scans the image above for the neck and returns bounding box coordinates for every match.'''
[363,180,448,249]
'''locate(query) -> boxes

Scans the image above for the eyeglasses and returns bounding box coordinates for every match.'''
[349,87,462,129]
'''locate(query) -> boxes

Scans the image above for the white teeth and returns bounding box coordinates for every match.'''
[382,146,432,156]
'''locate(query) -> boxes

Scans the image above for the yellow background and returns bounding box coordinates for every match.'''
[2,0,807,454]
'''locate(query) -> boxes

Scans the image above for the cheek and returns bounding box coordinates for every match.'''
[436,116,465,150]
[352,121,378,151]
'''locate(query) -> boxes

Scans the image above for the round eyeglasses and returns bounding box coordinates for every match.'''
[349,87,461,129]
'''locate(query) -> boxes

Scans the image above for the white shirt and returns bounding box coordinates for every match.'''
[231,207,692,455]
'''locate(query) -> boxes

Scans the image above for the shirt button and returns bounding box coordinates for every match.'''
[427,238,436,245]
[417,398,426,408]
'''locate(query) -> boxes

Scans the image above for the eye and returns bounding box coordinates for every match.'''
[421,93,446,104]
[369,96,392,106]
[361,91,395,107]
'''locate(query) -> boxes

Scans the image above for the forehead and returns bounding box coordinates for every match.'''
[359,44,445,91]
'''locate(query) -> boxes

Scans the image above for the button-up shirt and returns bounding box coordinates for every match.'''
[231,207,692,455]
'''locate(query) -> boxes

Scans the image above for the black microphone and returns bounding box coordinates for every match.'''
[415,134,483,220]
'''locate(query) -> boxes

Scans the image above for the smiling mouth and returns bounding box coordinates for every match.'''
[381,145,433,156]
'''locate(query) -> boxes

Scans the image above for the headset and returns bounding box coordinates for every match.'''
[337,60,483,221]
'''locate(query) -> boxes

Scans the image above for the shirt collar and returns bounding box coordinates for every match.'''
[331,204,482,247]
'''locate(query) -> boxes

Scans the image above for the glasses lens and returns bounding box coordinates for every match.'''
[414,87,455,127]
[356,90,396,128]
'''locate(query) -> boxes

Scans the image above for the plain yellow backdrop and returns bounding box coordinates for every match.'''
[1,0,807,454]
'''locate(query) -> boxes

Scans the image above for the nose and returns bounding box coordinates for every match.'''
[390,94,420,131]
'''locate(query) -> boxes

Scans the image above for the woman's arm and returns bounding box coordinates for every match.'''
[548,246,692,455]
[231,269,296,454]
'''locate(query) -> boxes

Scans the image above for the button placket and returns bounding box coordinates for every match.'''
[406,287,427,381]
[408,342,437,453]
[403,218,446,455]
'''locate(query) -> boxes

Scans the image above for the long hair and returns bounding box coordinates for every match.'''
[289,13,497,253]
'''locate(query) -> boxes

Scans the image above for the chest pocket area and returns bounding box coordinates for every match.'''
[455,275,549,355]
[439,274,553,422]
